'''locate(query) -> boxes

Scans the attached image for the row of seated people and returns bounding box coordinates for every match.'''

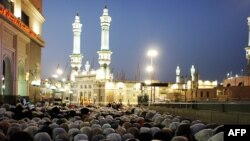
[0,102,224,141]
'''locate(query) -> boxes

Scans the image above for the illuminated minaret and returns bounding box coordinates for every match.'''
[190,65,196,81]
[97,6,112,81]
[176,66,181,84]
[70,13,83,81]
[245,17,250,76]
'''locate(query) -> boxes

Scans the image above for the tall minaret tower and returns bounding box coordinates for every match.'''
[245,17,250,76]
[176,66,181,84]
[190,65,196,81]
[97,6,112,81]
[70,13,83,81]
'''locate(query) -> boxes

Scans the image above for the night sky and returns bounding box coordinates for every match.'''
[42,0,250,83]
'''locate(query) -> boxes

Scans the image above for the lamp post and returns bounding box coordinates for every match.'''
[117,82,124,105]
[50,85,56,104]
[69,90,73,104]
[181,75,188,102]
[49,65,64,105]
[59,88,64,104]
[146,49,158,104]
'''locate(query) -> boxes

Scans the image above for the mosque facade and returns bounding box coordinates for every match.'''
[69,6,140,106]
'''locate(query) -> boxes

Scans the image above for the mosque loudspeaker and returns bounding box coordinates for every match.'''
[74,67,78,71]
[103,63,107,69]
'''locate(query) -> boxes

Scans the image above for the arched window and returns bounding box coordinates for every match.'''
[238,82,243,86]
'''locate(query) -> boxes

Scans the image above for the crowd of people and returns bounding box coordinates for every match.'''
[0,101,224,141]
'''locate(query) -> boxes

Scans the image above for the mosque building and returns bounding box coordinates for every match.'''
[69,6,140,106]
[0,0,45,104]
[221,16,250,101]
[169,65,218,102]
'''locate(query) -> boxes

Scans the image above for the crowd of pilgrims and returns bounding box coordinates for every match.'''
[0,101,224,141]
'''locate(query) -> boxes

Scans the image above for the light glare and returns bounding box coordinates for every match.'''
[146,65,153,72]
[56,68,63,75]
[147,49,158,57]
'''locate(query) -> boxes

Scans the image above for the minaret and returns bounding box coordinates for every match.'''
[245,17,250,76]
[70,13,83,81]
[97,6,112,81]
[176,66,181,84]
[85,61,90,73]
[190,65,196,81]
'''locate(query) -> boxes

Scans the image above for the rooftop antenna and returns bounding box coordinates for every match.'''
[90,57,95,70]
[62,62,68,77]
[104,0,109,8]
[135,62,141,81]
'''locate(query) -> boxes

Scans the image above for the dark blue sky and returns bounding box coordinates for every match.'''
[42,0,250,82]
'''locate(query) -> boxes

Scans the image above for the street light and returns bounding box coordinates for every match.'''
[181,76,188,102]
[146,65,153,73]
[146,49,158,105]
[56,68,63,75]
[147,49,158,59]
[117,82,124,104]
[59,87,65,103]
[69,90,73,104]
[147,49,158,73]
[50,85,56,104]
[52,66,63,79]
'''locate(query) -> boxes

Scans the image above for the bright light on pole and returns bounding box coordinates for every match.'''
[56,68,63,75]
[147,49,158,58]
[146,49,158,105]
[69,90,73,104]
[146,65,153,73]
[62,78,66,82]
[52,74,58,78]
[146,49,158,78]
